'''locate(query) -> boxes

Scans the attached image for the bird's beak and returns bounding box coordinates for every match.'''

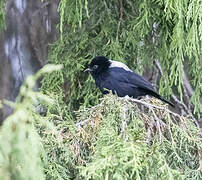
[84,68,92,72]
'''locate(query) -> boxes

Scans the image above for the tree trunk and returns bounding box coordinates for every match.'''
[0,0,60,123]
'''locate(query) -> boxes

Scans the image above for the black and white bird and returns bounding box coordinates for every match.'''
[85,56,174,107]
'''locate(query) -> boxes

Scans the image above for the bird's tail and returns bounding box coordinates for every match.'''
[150,91,174,107]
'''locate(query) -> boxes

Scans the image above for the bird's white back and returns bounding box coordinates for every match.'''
[109,60,133,72]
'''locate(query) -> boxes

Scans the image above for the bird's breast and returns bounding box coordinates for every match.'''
[93,72,109,89]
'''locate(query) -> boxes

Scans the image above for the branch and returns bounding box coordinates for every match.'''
[154,59,200,129]
[124,97,202,137]
[76,119,89,129]
[119,103,128,138]
[154,59,163,75]
[183,72,194,97]
[125,98,181,119]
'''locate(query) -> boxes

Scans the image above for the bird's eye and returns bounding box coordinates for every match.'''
[92,65,98,70]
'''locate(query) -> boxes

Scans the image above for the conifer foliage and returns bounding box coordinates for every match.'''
[0,0,202,179]
[0,0,5,32]
[43,0,201,116]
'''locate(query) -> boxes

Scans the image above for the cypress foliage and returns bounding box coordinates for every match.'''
[1,85,202,179]
[0,65,62,180]
[0,0,202,179]
[40,0,202,178]
[42,0,202,116]
[0,0,5,32]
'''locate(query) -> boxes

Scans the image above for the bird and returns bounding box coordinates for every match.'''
[85,56,174,107]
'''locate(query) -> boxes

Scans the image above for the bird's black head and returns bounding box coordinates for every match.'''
[85,56,111,75]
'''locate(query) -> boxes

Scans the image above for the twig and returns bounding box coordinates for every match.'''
[154,59,163,75]
[172,94,200,129]
[126,98,181,119]
[76,119,89,129]
[172,95,189,114]
[76,97,181,129]
[182,84,191,110]
[183,72,194,97]
[143,113,155,143]
[150,106,164,142]
[116,0,123,41]
[122,96,167,142]
[125,97,202,137]
[75,103,103,129]
[154,59,200,129]
[119,103,128,138]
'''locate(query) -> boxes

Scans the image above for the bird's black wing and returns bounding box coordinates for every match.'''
[99,67,155,98]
